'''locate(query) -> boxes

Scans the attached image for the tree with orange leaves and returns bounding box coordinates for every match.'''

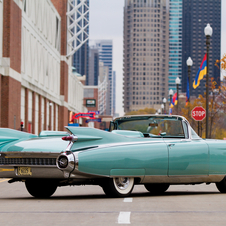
[181,77,226,138]
[215,54,226,70]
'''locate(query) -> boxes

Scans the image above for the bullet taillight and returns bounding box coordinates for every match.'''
[62,135,77,142]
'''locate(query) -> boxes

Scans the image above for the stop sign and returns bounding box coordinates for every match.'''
[191,106,206,121]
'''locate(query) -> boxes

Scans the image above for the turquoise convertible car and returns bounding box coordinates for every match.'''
[1,115,226,198]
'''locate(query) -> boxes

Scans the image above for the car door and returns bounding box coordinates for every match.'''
[165,123,209,176]
[165,138,209,176]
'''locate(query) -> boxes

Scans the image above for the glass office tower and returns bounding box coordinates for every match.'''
[182,0,221,97]
[94,40,113,116]
[168,0,182,95]
[72,0,89,81]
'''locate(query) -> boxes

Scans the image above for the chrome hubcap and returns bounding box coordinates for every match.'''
[115,177,130,190]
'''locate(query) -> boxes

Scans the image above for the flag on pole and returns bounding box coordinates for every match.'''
[193,54,207,89]
[170,93,177,108]
[186,77,189,106]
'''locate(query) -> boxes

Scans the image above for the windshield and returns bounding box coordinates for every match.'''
[116,117,185,138]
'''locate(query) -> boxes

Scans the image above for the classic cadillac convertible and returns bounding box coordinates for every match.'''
[1,115,226,198]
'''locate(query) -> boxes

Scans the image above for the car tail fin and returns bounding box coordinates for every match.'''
[0,128,37,150]
[0,128,37,140]
[64,127,102,142]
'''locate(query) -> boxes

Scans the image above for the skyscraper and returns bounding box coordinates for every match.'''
[88,46,99,85]
[168,0,182,95]
[113,71,116,116]
[72,0,89,80]
[93,40,113,116]
[123,0,169,113]
[98,62,109,115]
[73,42,89,80]
[182,0,221,96]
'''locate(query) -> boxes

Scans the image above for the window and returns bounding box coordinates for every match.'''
[190,127,200,139]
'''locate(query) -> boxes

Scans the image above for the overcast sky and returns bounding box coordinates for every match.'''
[89,0,226,116]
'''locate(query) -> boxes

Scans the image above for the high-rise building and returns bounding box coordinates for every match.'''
[168,0,182,95]
[123,0,169,113]
[72,0,89,81]
[88,46,99,85]
[98,62,109,115]
[112,71,116,116]
[93,40,113,116]
[73,42,89,80]
[182,0,221,97]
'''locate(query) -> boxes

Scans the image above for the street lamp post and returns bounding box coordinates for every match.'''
[162,97,167,114]
[169,89,173,103]
[186,57,193,102]
[158,109,161,115]
[204,23,213,138]
[175,77,180,115]
[186,57,193,119]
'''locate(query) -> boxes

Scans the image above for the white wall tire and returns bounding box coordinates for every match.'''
[102,177,134,197]
[113,177,134,195]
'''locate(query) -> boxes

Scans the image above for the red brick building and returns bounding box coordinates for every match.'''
[0,0,85,134]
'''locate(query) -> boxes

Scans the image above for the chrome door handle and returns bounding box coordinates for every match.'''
[168,143,175,147]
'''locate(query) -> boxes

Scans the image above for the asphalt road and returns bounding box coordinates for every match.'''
[1,178,226,226]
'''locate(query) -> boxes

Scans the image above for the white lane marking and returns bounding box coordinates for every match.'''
[123,198,133,203]
[0,179,9,183]
[118,212,131,224]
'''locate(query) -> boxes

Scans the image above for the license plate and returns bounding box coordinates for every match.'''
[17,167,32,176]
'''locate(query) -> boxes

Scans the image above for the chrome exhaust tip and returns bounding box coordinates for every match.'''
[56,151,77,172]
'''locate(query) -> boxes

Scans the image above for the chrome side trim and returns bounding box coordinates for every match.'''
[73,140,165,153]
[141,175,224,184]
